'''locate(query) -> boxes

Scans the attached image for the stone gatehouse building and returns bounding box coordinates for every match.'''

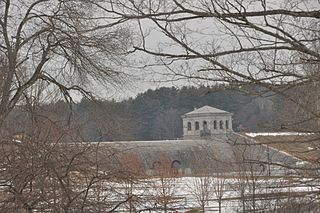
[97,105,299,177]
[182,106,233,139]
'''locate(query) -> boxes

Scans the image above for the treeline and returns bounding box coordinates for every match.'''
[8,85,293,142]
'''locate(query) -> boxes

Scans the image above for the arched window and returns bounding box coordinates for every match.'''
[214,120,217,129]
[226,120,229,129]
[171,160,182,175]
[171,160,182,169]
[219,120,223,129]
[187,122,192,131]
[195,121,199,130]
[203,121,207,129]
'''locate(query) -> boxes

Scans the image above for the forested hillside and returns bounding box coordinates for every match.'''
[72,85,286,141]
[9,85,291,142]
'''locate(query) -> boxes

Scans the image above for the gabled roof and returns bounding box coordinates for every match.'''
[184,105,231,116]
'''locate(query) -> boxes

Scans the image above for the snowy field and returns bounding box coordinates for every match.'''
[103,176,319,212]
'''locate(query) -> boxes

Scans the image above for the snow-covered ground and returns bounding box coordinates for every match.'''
[102,176,319,212]
[1,174,318,212]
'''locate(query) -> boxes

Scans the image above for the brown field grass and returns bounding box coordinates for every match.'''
[252,134,320,162]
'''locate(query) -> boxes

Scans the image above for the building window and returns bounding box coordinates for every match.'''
[214,120,217,129]
[195,121,199,130]
[226,120,229,129]
[203,121,207,129]
[220,120,223,129]
[187,122,192,131]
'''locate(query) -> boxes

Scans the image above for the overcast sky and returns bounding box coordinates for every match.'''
[88,0,319,101]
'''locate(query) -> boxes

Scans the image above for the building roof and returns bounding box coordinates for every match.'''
[184,105,232,116]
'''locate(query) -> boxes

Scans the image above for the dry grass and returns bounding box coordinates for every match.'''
[252,134,320,162]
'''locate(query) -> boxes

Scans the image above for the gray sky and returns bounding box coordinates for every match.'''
[84,0,320,101]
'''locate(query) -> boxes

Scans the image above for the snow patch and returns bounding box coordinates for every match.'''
[245,132,313,137]
[13,139,22,143]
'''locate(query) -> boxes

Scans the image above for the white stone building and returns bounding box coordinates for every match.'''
[181,105,233,139]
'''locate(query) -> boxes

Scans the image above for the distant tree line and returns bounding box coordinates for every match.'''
[6,84,307,142]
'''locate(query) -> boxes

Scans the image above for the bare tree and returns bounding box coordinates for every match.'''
[212,172,227,213]
[147,154,180,213]
[108,0,320,131]
[103,3,320,211]
[0,1,139,211]
[0,83,143,212]
[188,176,212,212]
[0,0,131,126]
[0,114,143,212]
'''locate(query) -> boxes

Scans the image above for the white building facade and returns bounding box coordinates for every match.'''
[182,106,233,139]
